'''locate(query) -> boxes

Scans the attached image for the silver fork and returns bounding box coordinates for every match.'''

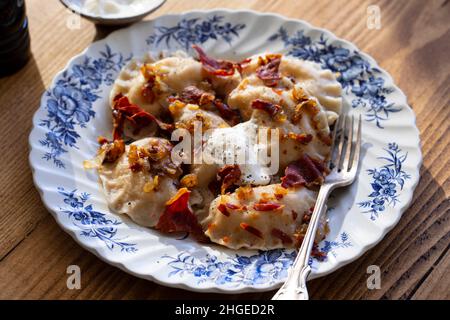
[272,114,362,300]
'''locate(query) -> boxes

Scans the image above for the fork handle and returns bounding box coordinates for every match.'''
[272,185,332,300]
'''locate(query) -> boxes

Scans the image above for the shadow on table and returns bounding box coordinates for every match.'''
[92,24,132,42]
[0,54,48,257]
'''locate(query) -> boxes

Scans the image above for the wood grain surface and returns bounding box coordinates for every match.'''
[0,0,448,300]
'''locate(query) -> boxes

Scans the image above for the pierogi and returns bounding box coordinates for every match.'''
[87,47,342,251]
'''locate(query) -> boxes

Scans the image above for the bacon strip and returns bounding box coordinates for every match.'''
[256,55,282,87]
[287,132,313,144]
[271,228,293,245]
[236,58,251,73]
[103,139,125,163]
[192,45,236,76]
[217,165,241,194]
[253,202,284,211]
[213,99,241,125]
[292,210,298,221]
[112,94,173,140]
[172,86,240,124]
[240,223,263,239]
[281,154,325,188]
[311,244,327,260]
[178,86,215,105]
[217,203,230,217]
[156,188,206,241]
[251,99,281,117]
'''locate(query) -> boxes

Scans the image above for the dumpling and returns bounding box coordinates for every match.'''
[98,137,181,227]
[93,48,344,251]
[203,184,317,250]
[109,52,206,117]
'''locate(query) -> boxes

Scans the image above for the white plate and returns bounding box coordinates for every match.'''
[29,9,422,293]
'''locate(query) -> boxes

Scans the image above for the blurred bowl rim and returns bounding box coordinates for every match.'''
[59,0,166,25]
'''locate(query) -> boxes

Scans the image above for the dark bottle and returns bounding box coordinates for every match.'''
[0,0,30,77]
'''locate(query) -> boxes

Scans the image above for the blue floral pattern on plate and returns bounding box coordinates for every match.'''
[320,232,353,258]
[39,45,131,168]
[268,28,402,128]
[58,187,137,252]
[146,15,245,50]
[162,249,296,286]
[358,143,410,220]
[163,231,352,285]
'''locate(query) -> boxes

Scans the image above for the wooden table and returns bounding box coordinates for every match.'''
[0,0,448,300]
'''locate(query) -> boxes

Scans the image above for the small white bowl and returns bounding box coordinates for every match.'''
[60,0,166,25]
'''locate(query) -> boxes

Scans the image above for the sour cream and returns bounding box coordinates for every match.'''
[203,121,277,186]
[82,0,160,17]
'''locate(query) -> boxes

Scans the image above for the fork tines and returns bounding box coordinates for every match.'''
[331,114,362,173]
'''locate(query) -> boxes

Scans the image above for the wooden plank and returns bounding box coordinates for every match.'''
[0,0,448,299]
[412,245,450,300]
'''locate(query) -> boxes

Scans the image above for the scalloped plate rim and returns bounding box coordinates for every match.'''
[29,9,422,294]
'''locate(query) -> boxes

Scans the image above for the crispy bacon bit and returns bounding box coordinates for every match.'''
[140,65,157,103]
[292,99,319,124]
[192,45,236,76]
[292,86,308,102]
[147,142,169,162]
[143,175,159,192]
[128,144,142,172]
[222,236,230,243]
[272,88,283,95]
[311,244,327,260]
[271,228,293,245]
[226,203,242,210]
[236,185,254,200]
[253,202,284,211]
[178,86,215,105]
[217,165,241,194]
[180,173,198,188]
[141,83,156,103]
[112,94,173,140]
[281,163,305,188]
[140,64,155,80]
[274,185,288,200]
[281,154,326,189]
[302,210,312,223]
[213,99,241,125]
[256,54,282,87]
[103,139,125,163]
[294,234,305,247]
[251,99,281,117]
[168,100,186,116]
[236,58,251,72]
[97,136,109,145]
[165,188,189,205]
[287,132,313,144]
[292,210,298,221]
[157,188,206,241]
[318,132,332,146]
[217,203,230,217]
[240,223,263,238]
[260,192,272,201]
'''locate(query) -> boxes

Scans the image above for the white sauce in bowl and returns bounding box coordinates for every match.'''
[82,0,160,18]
